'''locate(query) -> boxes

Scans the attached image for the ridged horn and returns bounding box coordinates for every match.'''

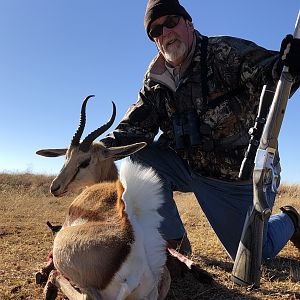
[79,101,116,152]
[70,95,95,147]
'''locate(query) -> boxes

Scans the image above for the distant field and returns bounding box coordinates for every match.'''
[0,172,299,299]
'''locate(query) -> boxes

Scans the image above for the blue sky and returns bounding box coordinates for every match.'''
[0,1,299,183]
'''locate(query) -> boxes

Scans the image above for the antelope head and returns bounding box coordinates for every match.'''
[36,95,146,197]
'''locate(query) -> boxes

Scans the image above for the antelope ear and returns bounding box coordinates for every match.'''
[105,142,147,160]
[36,148,68,157]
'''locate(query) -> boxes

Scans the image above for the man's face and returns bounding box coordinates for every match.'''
[150,15,194,66]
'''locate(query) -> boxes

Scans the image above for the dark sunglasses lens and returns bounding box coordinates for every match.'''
[165,16,180,29]
[149,16,180,38]
[150,26,162,38]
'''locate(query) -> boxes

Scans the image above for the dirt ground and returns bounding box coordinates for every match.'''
[0,173,299,299]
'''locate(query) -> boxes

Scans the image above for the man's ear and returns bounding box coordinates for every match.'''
[186,20,194,29]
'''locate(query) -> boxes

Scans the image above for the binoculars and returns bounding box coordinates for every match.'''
[172,111,204,150]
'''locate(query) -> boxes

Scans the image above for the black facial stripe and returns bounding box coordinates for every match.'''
[79,158,91,169]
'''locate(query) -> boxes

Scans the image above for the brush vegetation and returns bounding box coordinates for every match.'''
[0,172,299,299]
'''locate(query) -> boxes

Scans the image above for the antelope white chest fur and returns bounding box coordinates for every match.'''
[37,95,170,300]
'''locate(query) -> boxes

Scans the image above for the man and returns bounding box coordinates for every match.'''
[101,0,300,261]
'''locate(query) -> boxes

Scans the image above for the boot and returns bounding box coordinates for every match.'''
[280,205,300,250]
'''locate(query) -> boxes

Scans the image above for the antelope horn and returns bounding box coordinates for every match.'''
[70,95,95,146]
[80,101,116,152]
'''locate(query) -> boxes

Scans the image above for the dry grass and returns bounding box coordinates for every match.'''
[0,173,299,299]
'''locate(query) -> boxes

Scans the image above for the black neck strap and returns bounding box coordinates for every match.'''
[200,35,209,106]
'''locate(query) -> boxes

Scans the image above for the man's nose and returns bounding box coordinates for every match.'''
[162,26,173,37]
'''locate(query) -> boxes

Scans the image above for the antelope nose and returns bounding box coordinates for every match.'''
[50,183,61,195]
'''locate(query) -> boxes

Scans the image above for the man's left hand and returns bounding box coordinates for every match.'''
[280,34,300,77]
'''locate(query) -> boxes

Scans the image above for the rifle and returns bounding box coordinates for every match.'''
[231,10,300,288]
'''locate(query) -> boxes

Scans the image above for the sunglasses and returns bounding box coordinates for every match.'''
[149,15,181,39]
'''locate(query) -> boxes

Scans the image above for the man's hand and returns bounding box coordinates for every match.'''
[280,34,300,76]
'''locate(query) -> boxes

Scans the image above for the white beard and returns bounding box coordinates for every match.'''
[162,36,187,64]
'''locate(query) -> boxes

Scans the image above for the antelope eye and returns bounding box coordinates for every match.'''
[79,158,91,169]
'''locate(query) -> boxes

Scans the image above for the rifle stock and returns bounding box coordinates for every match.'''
[231,91,273,287]
[231,10,300,287]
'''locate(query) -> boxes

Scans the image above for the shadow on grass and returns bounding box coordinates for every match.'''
[198,255,233,272]
[166,272,260,300]
[178,255,300,300]
[199,254,300,282]
[263,256,300,282]
[165,254,259,300]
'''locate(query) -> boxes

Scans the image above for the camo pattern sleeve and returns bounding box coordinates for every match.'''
[100,85,160,148]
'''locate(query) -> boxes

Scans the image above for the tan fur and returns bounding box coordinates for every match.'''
[54,180,134,290]
[90,144,118,182]
[116,179,126,219]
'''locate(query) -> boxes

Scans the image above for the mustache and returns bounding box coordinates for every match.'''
[162,33,180,49]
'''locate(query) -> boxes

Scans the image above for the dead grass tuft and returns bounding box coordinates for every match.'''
[278,183,300,199]
[0,172,55,197]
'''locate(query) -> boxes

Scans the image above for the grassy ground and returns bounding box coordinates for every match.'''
[0,172,299,299]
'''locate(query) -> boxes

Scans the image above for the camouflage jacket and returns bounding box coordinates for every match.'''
[101,31,299,181]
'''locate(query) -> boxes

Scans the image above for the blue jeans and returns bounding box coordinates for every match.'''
[131,143,295,260]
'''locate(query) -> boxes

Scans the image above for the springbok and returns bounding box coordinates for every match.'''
[36,95,170,299]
